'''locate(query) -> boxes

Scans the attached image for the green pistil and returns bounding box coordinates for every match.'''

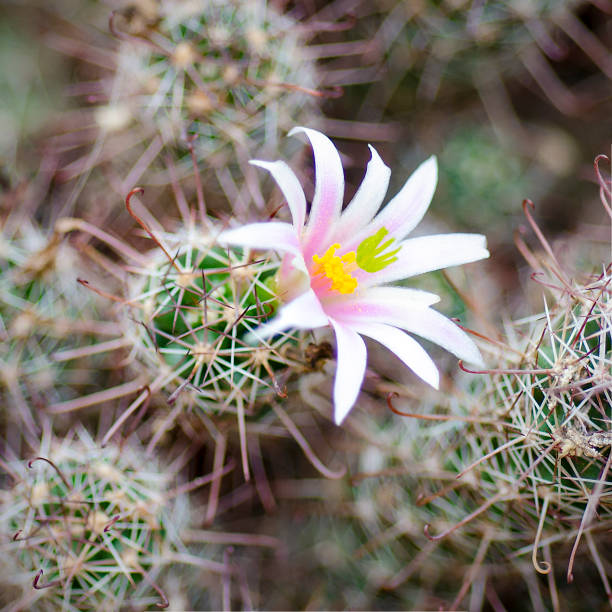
[356,227,401,273]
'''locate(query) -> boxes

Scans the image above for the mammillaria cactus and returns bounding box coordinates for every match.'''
[52,176,306,482]
[270,157,612,610]
[0,426,187,610]
[350,158,612,608]
[0,217,114,442]
[49,0,325,213]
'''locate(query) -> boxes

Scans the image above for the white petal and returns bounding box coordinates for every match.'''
[365,233,489,285]
[330,319,367,425]
[331,304,484,367]
[397,308,484,366]
[351,322,439,389]
[250,160,307,231]
[331,145,391,244]
[357,285,440,307]
[374,155,438,240]
[289,127,344,258]
[399,308,484,366]
[217,222,302,259]
[248,289,329,341]
[324,286,440,321]
[345,156,437,251]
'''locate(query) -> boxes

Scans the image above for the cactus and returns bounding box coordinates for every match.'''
[118,0,320,150]
[0,218,115,441]
[0,425,188,610]
[52,180,320,487]
[264,158,612,610]
[47,0,324,214]
[120,210,296,416]
[0,420,271,611]
[351,0,610,119]
[348,162,612,608]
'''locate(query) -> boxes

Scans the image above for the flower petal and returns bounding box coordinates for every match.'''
[330,318,367,425]
[351,322,439,389]
[373,155,438,239]
[250,160,307,231]
[290,127,344,258]
[345,155,437,251]
[398,308,484,366]
[324,286,440,320]
[361,233,489,286]
[248,289,329,341]
[217,221,302,259]
[331,145,391,245]
[330,303,484,367]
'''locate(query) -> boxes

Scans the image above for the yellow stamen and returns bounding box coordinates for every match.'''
[312,244,358,294]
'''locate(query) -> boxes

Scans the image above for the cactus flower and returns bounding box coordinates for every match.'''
[219,128,489,425]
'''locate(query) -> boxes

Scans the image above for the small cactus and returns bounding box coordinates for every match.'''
[0,219,113,440]
[116,0,321,153]
[121,214,296,415]
[53,0,324,212]
[0,426,186,610]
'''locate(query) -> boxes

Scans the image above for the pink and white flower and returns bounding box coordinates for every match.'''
[219,127,489,425]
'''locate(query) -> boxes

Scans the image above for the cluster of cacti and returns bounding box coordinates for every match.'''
[1,0,611,610]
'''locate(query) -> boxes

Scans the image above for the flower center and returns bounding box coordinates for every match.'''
[312,244,357,294]
[311,227,401,294]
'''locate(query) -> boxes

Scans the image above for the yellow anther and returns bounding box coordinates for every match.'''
[312,244,358,294]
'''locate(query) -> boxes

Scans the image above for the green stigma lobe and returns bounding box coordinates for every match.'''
[356,227,401,273]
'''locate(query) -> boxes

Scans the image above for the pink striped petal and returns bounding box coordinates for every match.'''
[373,155,438,239]
[344,155,437,251]
[324,286,440,319]
[217,222,302,260]
[350,322,439,389]
[331,145,390,245]
[360,233,489,286]
[329,303,483,367]
[330,318,367,425]
[249,289,329,341]
[250,160,307,231]
[290,127,344,259]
